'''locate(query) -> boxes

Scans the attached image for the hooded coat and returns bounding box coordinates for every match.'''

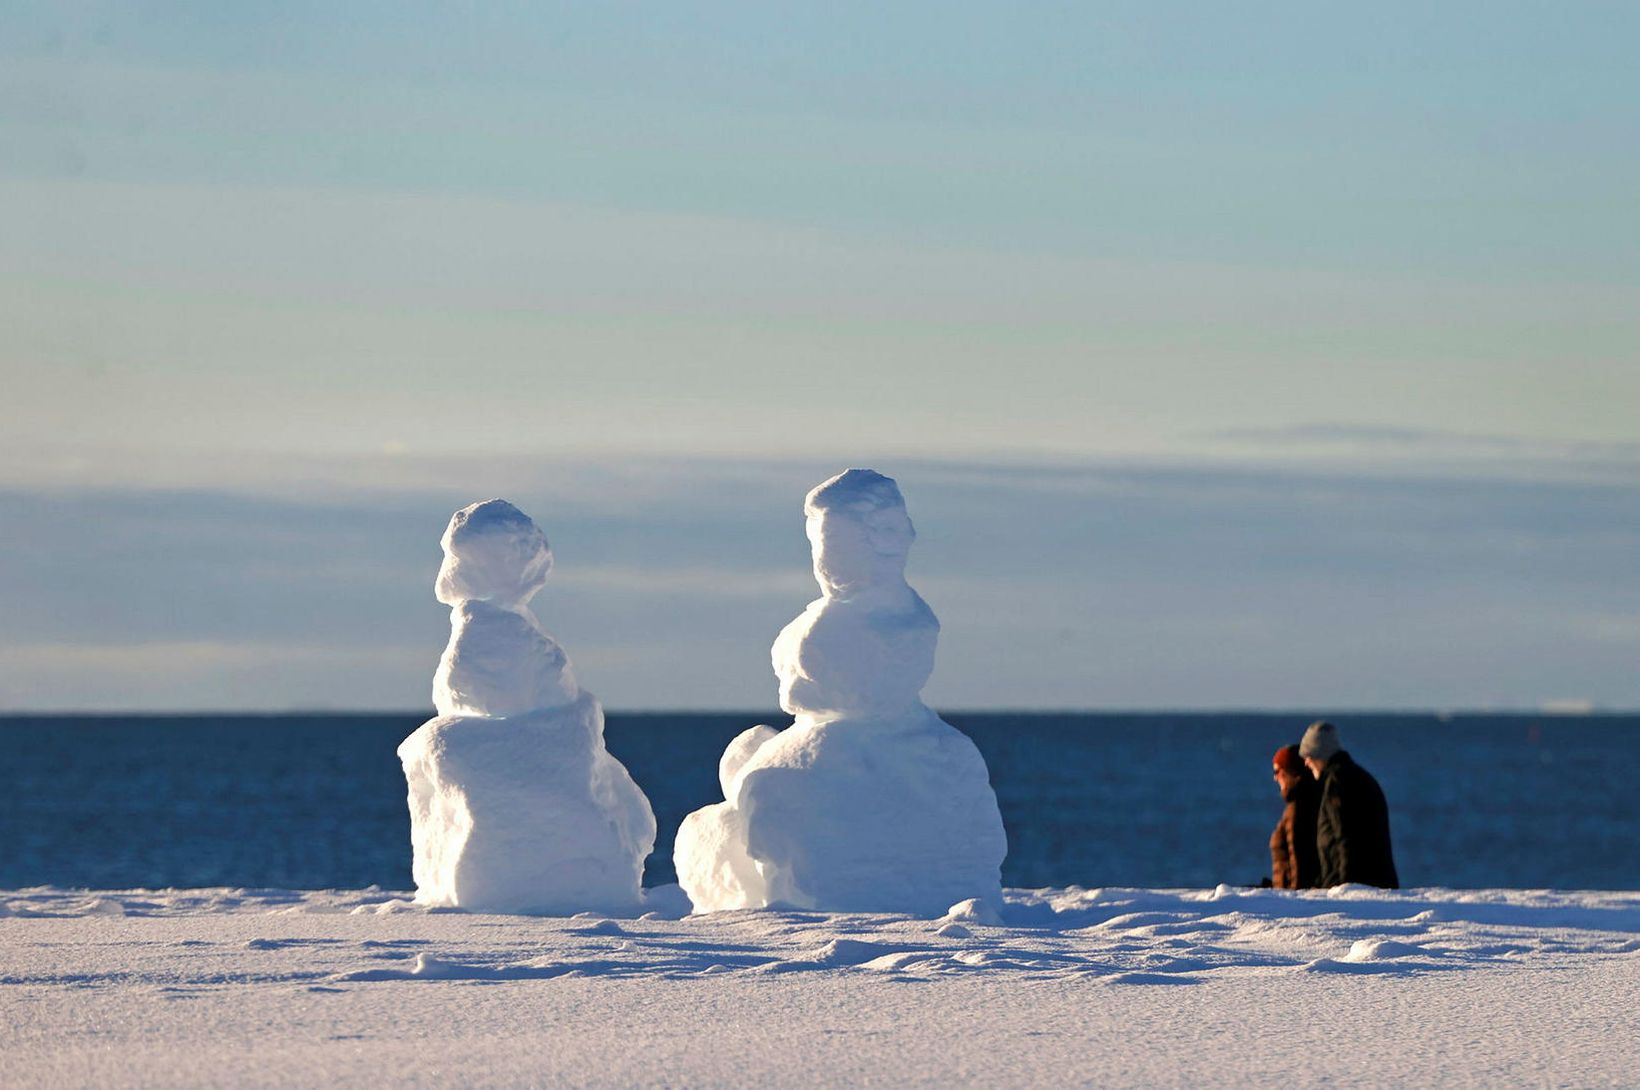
[1314,751,1399,888]
[1270,775,1321,889]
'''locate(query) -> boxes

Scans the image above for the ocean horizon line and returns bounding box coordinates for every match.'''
[3,706,1635,720]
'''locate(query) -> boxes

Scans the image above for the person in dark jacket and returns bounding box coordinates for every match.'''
[1300,720,1399,889]
[1268,744,1321,889]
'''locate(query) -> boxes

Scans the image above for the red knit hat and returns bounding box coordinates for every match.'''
[1272,744,1305,775]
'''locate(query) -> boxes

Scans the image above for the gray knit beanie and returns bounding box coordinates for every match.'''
[1299,720,1341,761]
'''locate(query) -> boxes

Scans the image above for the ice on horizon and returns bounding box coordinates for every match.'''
[675,469,1008,914]
[398,500,655,915]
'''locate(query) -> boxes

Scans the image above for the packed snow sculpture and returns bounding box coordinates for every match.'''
[674,469,1007,914]
[398,500,655,915]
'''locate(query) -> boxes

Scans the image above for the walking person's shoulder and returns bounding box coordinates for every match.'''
[1327,753,1394,815]
[1327,751,1367,788]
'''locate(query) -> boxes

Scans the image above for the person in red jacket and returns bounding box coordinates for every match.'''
[1268,744,1321,889]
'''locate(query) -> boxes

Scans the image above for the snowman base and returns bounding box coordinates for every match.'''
[399,693,654,916]
[677,709,1006,915]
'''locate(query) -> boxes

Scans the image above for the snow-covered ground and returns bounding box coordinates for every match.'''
[4,885,1636,1088]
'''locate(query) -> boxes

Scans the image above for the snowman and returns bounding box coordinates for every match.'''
[674,469,1007,914]
[398,499,655,915]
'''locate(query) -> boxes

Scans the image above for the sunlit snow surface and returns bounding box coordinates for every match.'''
[4,885,1636,1088]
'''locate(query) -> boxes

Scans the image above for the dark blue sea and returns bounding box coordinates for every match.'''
[3,713,1636,892]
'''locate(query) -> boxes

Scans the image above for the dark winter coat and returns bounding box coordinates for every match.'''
[1314,751,1399,888]
[1270,775,1321,889]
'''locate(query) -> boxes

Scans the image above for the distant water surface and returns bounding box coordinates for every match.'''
[2,713,1635,892]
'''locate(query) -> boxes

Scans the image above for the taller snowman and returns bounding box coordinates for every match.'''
[398,499,654,915]
[674,469,1007,914]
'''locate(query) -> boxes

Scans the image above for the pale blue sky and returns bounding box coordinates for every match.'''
[1,3,1636,708]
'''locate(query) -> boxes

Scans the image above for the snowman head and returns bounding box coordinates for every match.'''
[434,499,553,608]
[803,469,916,597]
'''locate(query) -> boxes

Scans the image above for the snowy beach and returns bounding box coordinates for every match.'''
[4,884,1636,1088]
[5,484,1635,1088]
[12,1,1640,1085]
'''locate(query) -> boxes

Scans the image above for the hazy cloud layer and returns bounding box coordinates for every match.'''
[2,455,1635,711]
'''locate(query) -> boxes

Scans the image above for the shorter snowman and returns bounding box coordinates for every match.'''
[398,499,655,915]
